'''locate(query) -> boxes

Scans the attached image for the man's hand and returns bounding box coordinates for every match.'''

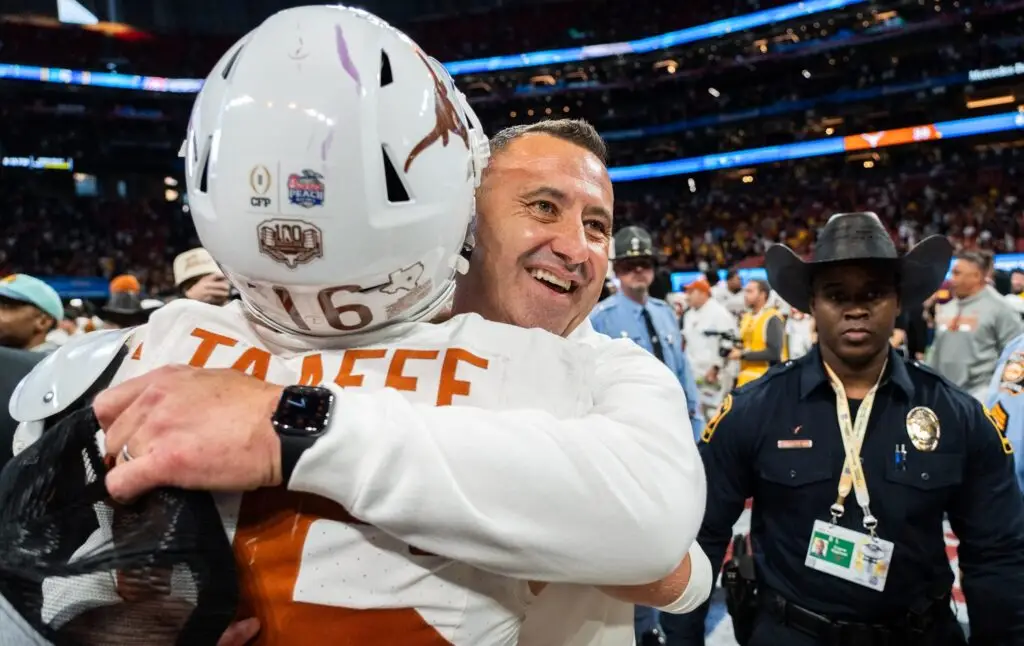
[217,618,260,646]
[94,365,284,503]
[727,348,742,361]
[185,274,231,304]
[704,367,719,385]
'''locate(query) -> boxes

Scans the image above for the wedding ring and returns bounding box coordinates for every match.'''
[120,444,133,463]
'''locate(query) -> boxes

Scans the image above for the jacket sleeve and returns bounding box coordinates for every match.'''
[995,307,1024,356]
[287,335,707,586]
[947,397,1024,643]
[676,350,705,435]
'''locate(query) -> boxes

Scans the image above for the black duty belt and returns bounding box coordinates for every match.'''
[761,588,948,646]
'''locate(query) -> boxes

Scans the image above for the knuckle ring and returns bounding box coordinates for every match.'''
[120,444,133,463]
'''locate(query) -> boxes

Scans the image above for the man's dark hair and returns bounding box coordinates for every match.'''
[726,269,740,280]
[753,279,771,296]
[489,119,607,165]
[1012,268,1024,277]
[956,250,987,272]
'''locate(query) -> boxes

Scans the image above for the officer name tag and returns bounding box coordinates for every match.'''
[804,520,894,592]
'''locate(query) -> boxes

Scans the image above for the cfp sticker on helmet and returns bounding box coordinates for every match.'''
[249,165,272,208]
[287,170,325,208]
[258,219,323,268]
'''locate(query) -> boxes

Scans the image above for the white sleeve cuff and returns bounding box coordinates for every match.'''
[656,542,713,614]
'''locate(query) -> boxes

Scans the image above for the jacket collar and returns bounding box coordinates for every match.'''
[799,345,914,400]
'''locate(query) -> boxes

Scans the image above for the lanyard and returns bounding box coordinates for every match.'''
[822,359,888,536]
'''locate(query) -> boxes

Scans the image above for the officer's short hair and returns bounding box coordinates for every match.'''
[752,279,771,296]
[489,119,607,165]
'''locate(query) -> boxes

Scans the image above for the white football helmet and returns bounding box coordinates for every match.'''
[182,5,489,336]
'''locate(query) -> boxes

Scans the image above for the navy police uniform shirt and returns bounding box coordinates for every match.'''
[590,291,705,438]
[697,345,1024,640]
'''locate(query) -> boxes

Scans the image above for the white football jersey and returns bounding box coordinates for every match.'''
[121,299,597,645]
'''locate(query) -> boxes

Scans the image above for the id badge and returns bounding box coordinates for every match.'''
[804,519,894,591]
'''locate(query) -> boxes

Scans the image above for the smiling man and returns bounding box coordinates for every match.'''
[451,121,612,336]
[10,58,708,642]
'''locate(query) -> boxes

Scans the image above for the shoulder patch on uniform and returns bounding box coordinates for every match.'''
[701,393,733,443]
[984,402,1014,455]
[999,351,1024,396]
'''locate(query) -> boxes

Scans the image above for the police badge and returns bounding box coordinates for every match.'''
[905,406,940,452]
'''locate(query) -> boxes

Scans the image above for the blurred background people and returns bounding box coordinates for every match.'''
[0,274,64,353]
[712,269,745,319]
[174,247,231,305]
[682,276,737,420]
[929,251,1023,400]
[730,278,786,387]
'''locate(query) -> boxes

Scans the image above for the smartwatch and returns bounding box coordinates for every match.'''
[272,385,335,484]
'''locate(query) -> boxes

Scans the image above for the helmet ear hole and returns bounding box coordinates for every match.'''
[197,137,213,194]
[221,44,245,81]
[382,145,410,203]
[380,50,393,87]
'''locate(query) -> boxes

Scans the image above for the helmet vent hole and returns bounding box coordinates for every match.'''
[380,50,393,87]
[197,137,212,194]
[381,146,410,203]
[221,45,245,81]
[378,50,389,87]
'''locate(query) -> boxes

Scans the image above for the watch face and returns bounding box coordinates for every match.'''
[275,386,333,435]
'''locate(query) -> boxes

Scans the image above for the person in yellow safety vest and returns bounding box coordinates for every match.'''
[729,279,787,387]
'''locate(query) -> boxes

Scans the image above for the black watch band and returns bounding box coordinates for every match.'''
[271,385,335,485]
[279,433,318,485]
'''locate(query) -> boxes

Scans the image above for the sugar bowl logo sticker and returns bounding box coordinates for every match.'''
[287,169,325,208]
[258,219,323,268]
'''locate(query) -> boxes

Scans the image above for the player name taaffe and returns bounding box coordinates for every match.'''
[157,326,492,405]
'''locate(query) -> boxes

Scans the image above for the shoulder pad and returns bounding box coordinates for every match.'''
[650,298,671,309]
[9,328,135,423]
[592,300,616,315]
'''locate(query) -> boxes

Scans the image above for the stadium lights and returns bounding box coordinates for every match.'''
[164,176,178,187]
[826,127,835,135]
[164,189,179,202]
[863,160,875,168]
[688,178,697,193]
[967,95,1016,109]
[742,175,755,183]
[802,69,812,79]
[708,87,721,97]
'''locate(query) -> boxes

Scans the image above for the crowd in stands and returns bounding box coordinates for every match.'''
[0,182,194,297]
[614,141,1024,271]
[2,139,1020,291]
[0,0,791,77]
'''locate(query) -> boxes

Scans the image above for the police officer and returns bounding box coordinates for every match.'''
[591,226,704,437]
[985,332,1024,492]
[663,212,1024,646]
[590,225,705,646]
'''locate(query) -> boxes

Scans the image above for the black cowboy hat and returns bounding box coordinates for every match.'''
[613,226,655,261]
[101,291,152,327]
[764,212,952,314]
